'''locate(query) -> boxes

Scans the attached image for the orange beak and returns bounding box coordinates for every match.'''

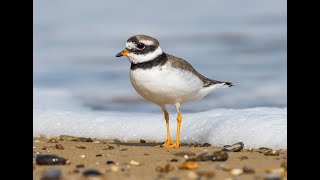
[116,49,129,57]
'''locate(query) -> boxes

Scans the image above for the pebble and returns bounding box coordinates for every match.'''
[264,150,280,156]
[202,143,211,147]
[140,139,146,143]
[76,164,85,168]
[174,151,196,157]
[96,154,103,157]
[196,152,213,161]
[196,171,215,178]
[47,139,58,143]
[178,162,198,170]
[155,163,174,173]
[144,153,149,156]
[34,140,40,143]
[264,173,282,180]
[120,148,128,151]
[230,168,243,176]
[130,160,140,166]
[243,166,255,174]
[40,168,61,180]
[55,144,64,150]
[72,137,93,142]
[106,161,115,165]
[265,168,285,174]
[212,151,228,161]
[82,169,102,176]
[110,165,119,172]
[258,147,273,153]
[239,156,248,160]
[76,146,86,149]
[103,145,115,150]
[36,154,66,165]
[170,158,178,162]
[33,151,41,158]
[80,155,86,159]
[222,142,244,152]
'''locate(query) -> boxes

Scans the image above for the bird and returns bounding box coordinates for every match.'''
[116,35,233,148]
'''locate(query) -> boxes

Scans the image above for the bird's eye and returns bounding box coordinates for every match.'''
[137,43,145,49]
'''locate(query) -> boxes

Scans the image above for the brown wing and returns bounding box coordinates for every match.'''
[166,53,233,87]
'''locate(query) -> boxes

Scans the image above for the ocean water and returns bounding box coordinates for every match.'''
[33,0,287,148]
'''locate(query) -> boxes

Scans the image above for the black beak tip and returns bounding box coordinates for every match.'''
[116,53,122,57]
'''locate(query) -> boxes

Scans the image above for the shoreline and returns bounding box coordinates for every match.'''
[33,136,287,180]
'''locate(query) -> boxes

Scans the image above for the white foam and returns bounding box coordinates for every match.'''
[33,88,287,149]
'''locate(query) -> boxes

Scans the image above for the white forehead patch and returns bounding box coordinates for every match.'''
[140,40,154,46]
[126,42,136,50]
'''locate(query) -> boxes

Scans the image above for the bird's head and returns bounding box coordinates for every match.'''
[116,35,163,64]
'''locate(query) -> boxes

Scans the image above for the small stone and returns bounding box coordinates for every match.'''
[155,163,174,173]
[178,162,198,170]
[96,154,102,157]
[222,142,244,152]
[174,151,196,157]
[265,168,285,174]
[106,161,115,165]
[103,145,115,150]
[110,165,119,172]
[72,137,93,142]
[212,151,228,161]
[196,171,215,178]
[82,169,102,176]
[264,173,282,180]
[258,147,273,153]
[76,146,86,149]
[230,168,243,176]
[73,169,80,173]
[40,168,61,180]
[33,151,41,158]
[243,166,255,174]
[76,164,85,168]
[264,150,280,156]
[184,155,189,159]
[144,153,149,156]
[202,143,211,147]
[170,158,178,162]
[140,139,146,143]
[41,147,47,150]
[129,160,140,166]
[80,155,86,159]
[196,152,213,161]
[36,154,66,165]
[55,144,64,150]
[47,139,58,143]
[120,148,127,151]
[187,171,199,179]
[66,159,72,165]
[34,140,40,143]
[93,141,100,143]
[239,156,248,160]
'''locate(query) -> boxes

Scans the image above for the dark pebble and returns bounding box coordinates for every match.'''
[120,148,127,151]
[82,169,102,176]
[222,142,244,152]
[36,154,66,165]
[76,164,85,168]
[47,139,58,143]
[76,146,86,149]
[170,158,178,162]
[212,151,228,161]
[140,139,146,143]
[41,147,47,150]
[197,152,213,161]
[40,168,61,180]
[243,166,255,174]
[239,156,249,160]
[72,137,93,142]
[55,144,64,150]
[202,143,211,147]
[96,154,103,157]
[106,161,115,165]
[103,146,115,150]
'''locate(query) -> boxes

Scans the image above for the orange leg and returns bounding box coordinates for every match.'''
[164,103,182,148]
[161,107,174,147]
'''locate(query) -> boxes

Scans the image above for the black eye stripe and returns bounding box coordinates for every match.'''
[128,45,157,55]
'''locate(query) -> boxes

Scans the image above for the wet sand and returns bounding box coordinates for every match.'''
[33,136,287,180]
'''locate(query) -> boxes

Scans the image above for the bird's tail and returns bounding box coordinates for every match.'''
[215,81,234,88]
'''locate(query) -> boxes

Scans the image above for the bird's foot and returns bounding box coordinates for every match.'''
[162,141,179,148]
[162,139,174,147]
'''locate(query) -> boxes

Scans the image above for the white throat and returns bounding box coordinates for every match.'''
[127,47,163,64]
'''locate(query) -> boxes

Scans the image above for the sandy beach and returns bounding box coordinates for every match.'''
[33,136,287,180]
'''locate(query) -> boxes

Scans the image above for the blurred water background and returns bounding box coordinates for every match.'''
[33,0,287,113]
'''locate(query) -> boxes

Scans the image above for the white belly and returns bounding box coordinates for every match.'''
[130,64,205,105]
